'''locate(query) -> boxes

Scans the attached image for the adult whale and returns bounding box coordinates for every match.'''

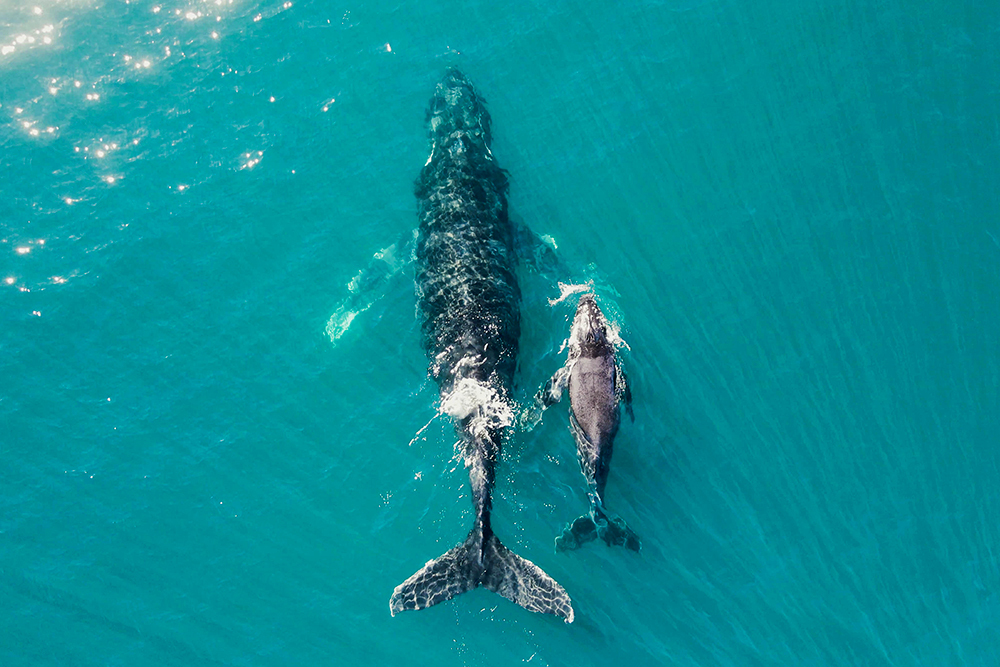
[543,294,640,552]
[389,70,574,623]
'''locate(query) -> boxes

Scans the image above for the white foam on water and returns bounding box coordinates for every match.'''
[547,281,592,306]
[406,411,442,448]
[608,320,631,352]
[440,378,513,440]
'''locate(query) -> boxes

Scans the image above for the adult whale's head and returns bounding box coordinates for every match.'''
[570,294,613,357]
[426,69,493,156]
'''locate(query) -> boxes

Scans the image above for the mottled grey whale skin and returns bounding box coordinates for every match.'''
[543,293,640,552]
[389,70,573,623]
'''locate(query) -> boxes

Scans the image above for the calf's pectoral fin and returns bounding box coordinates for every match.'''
[539,366,570,407]
[618,365,634,422]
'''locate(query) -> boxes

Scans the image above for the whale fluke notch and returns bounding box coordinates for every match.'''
[390,527,574,623]
[555,493,641,553]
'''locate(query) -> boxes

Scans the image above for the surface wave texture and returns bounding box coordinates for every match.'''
[2,0,998,665]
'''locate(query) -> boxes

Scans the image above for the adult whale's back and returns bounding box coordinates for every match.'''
[414,69,519,394]
[390,70,573,622]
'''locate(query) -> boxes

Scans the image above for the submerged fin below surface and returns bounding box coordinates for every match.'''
[555,514,599,552]
[390,529,574,623]
[596,511,642,552]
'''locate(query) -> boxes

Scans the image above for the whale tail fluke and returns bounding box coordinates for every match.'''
[389,535,480,615]
[390,528,574,623]
[481,533,575,621]
[555,495,641,553]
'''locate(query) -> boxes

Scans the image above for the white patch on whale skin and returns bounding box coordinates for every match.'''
[577,313,630,354]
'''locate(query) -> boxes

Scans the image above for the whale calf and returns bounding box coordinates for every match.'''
[542,294,640,552]
[389,70,574,622]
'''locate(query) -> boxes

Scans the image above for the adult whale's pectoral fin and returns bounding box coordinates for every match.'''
[326,231,415,347]
[390,536,480,616]
[482,534,575,623]
[512,213,564,277]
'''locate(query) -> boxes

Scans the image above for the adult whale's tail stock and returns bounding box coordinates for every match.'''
[390,428,573,623]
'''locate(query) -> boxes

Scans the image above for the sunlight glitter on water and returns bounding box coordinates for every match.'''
[1,15,56,57]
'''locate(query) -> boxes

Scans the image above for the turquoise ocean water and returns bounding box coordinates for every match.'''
[3,0,999,664]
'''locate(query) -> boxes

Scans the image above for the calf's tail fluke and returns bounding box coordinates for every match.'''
[389,526,574,623]
[555,494,641,553]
